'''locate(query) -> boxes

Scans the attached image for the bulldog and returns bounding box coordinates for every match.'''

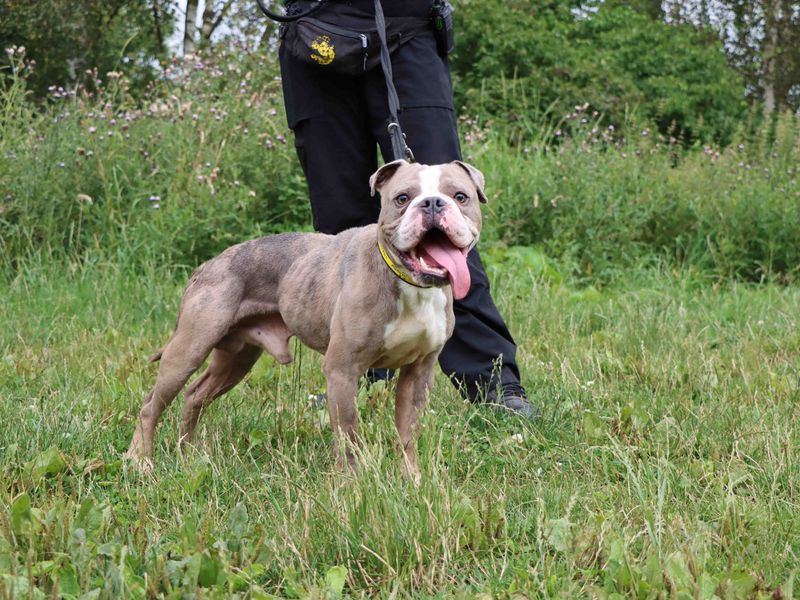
[124,159,486,480]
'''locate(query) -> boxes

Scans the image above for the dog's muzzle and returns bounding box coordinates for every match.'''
[394,227,471,299]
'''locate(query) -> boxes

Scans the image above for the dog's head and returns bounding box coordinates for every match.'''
[370,160,486,299]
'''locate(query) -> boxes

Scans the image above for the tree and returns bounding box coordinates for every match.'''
[0,0,173,98]
[451,0,746,143]
[664,0,800,114]
[762,0,780,114]
[184,0,200,54]
[182,0,241,55]
[201,0,236,41]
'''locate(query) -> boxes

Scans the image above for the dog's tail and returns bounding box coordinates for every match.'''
[149,312,180,363]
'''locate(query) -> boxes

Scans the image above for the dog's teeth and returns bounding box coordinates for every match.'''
[410,249,417,259]
[419,256,428,269]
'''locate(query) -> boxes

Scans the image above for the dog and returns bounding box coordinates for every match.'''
[124,159,486,480]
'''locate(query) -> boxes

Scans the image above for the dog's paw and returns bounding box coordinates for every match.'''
[123,450,154,474]
[400,459,422,487]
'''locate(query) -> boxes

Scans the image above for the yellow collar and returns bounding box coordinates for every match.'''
[377,240,430,288]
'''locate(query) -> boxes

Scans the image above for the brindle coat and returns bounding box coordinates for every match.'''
[125,160,486,480]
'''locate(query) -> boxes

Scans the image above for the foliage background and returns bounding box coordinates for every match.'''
[1,0,800,597]
[451,0,748,144]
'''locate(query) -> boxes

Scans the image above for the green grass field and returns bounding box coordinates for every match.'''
[2,44,800,599]
[2,255,799,598]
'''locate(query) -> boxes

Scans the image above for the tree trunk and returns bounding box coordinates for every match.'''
[201,0,236,43]
[762,0,779,116]
[151,0,164,49]
[184,0,199,55]
[201,0,215,41]
[257,19,277,50]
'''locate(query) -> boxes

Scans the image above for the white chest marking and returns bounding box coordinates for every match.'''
[382,284,448,365]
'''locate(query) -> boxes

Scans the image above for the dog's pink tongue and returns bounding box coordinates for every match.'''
[418,235,471,300]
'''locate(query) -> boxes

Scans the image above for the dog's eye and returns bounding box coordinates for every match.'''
[395,193,410,205]
[454,192,468,203]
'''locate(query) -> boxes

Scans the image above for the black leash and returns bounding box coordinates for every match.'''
[372,0,414,162]
[256,0,415,162]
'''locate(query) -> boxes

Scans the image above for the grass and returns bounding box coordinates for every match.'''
[3,39,800,600]
[2,254,799,598]
[3,46,800,286]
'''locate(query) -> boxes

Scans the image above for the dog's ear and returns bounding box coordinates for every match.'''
[369,159,408,197]
[452,160,488,203]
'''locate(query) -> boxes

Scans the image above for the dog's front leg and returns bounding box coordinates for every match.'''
[395,351,438,484]
[322,355,362,472]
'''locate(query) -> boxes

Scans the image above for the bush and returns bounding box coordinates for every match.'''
[451,0,746,145]
[0,46,308,269]
[467,111,800,283]
[0,0,168,100]
[2,41,798,285]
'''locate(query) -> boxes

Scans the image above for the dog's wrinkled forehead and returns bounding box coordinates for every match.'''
[370,159,488,204]
[369,160,422,197]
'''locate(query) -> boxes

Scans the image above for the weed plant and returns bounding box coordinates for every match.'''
[2,46,799,284]
[1,42,800,598]
[2,259,800,597]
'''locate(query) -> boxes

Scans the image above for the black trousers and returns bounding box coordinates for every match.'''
[279,25,521,400]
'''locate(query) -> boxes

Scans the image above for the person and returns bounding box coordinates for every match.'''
[276,0,537,417]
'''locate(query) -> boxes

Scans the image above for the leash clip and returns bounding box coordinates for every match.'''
[387,121,415,163]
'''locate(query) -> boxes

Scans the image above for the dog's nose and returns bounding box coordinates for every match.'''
[418,197,446,214]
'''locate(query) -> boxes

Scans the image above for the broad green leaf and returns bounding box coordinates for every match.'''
[227,502,249,551]
[283,567,306,598]
[569,286,603,305]
[180,516,199,548]
[664,552,692,593]
[606,538,624,564]
[187,466,210,495]
[643,549,661,586]
[75,499,104,537]
[31,446,68,481]
[11,493,32,537]
[0,543,12,573]
[251,587,282,600]
[198,553,222,588]
[698,572,719,600]
[32,560,54,577]
[781,571,795,599]
[245,563,266,577]
[582,411,607,441]
[248,428,267,448]
[325,565,347,597]
[724,572,757,599]
[2,575,46,599]
[182,554,202,588]
[167,556,192,587]
[453,496,480,547]
[55,562,80,597]
[507,245,563,284]
[544,517,572,554]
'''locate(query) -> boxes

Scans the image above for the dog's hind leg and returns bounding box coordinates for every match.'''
[180,345,262,445]
[125,305,235,469]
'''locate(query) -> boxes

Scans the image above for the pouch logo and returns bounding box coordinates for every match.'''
[310,35,335,65]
